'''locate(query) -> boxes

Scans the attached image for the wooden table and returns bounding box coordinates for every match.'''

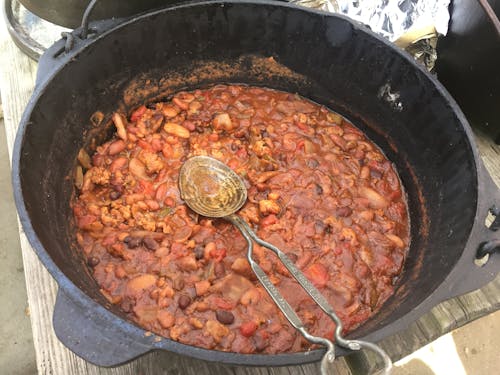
[1,16,499,375]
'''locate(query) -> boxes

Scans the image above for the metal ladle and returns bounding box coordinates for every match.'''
[178,155,392,375]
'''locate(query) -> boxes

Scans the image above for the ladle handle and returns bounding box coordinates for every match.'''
[226,215,336,374]
[230,214,393,375]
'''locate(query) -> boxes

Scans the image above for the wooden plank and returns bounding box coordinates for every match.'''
[0,13,498,375]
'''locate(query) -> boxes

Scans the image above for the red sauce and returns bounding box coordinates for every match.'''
[73,85,409,354]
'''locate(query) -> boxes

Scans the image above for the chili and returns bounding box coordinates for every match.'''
[73,85,409,354]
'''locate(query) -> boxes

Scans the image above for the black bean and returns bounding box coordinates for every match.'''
[178,295,191,309]
[143,236,159,251]
[125,237,142,249]
[194,246,205,260]
[216,310,235,325]
[87,256,100,267]
[230,143,239,151]
[314,183,323,195]
[109,190,122,200]
[285,252,298,263]
[214,262,226,278]
[172,276,185,291]
[306,158,319,168]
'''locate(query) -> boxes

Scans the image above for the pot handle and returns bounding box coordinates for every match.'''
[443,162,500,298]
[53,289,151,367]
[36,0,123,87]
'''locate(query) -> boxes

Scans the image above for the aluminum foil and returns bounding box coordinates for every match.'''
[292,0,451,42]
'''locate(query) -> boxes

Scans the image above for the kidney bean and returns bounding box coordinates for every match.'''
[185,286,197,299]
[336,207,352,217]
[306,158,319,168]
[253,332,269,352]
[172,276,185,291]
[370,169,383,179]
[216,310,235,325]
[124,236,142,249]
[214,262,226,278]
[109,190,122,200]
[121,298,134,313]
[178,295,191,309]
[194,246,205,260]
[143,236,159,251]
[109,157,128,173]
[108,140,126,155]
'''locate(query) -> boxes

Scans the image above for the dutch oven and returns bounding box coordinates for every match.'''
[12,0,500,368]
[17,0,178,28]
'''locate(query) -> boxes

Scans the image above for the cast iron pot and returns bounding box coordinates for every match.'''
[17,0,178,28]
[12,0,500,368]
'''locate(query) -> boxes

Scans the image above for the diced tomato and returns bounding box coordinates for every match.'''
[164,197,175,207]
[137,180,155,198]
[102,233,117,246]
[77,214,96,229]
[260,214,278,227]
[388,189,402,201]
[130,105,147,122]
[73,204,84,217]
[240,321,258,337]
[208,133,219,142]
[305,263,329,288]
[296,122,308,131]
[151,138,164,152]
[209,247,227,262]
[227,158,239,170]
[214,297,234,310]
[236,147,247,158]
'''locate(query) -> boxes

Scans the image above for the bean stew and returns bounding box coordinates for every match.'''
[73,85,410,354]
